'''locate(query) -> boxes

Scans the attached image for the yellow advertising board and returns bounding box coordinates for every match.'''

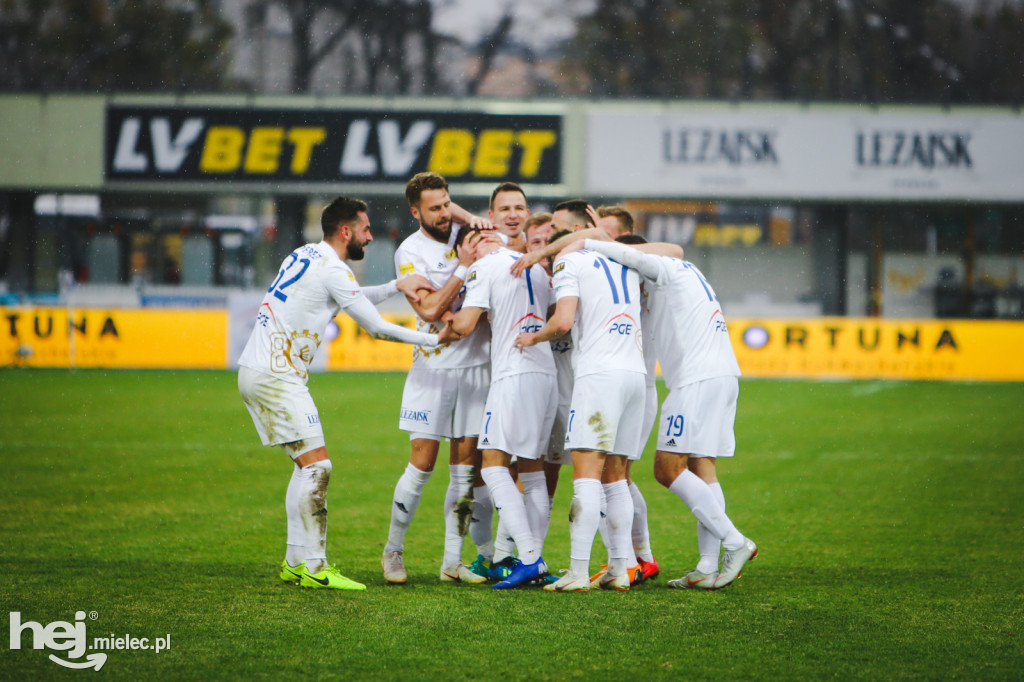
[325,313,419,372]
[730,317,1024,381]
[3,306,1022,381]
[0,307,227,369]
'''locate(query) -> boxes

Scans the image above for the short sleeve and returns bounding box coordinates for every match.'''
[552,255,580,300]
[462,262,491,310]
[394,242,426,280]
[530,264,552,310]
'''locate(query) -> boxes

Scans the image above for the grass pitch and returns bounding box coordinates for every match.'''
[1,369,1022,680]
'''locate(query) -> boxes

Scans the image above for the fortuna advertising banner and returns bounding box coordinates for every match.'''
[4,307,1024,381]
[586,108,1024,202]
[105,105,562,186]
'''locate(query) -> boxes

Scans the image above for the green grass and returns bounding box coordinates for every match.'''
[1,370,1022,680]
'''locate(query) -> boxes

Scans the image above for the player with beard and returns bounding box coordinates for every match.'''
[382,172,495,585]
[238,196,456,590]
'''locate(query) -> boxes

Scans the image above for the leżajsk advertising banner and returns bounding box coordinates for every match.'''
[586,107,1024,202]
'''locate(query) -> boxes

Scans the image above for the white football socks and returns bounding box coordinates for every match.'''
[384,463,431,555]
[481,466,540,564]
[442,464,474,569]
[519,471,549,557]
[470,484,494,560]
[569,478,602,577]
[629,481,655,563]
[285,465,305,567]
[697,481,726,573]
[597,484,612,562]
[603,480,635,576]
[669,469,744,551]
[283,459,332,574]
[493,514,516,563]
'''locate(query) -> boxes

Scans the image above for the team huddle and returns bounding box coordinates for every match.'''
[238,172,757,592]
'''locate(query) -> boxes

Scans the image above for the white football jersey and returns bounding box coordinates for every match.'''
[645,258,741,387]
[582,240,741,388]
[463,247,555,381]
[238,242,362,384]
[551,249,645,379]
[550,332,574,405]
[394,227,490,369]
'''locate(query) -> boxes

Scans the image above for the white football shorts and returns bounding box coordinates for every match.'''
[544,400,572,465]
[565,370,647,458]
[632,381,659,460]
[238,366,325,457]
[656,376,739,458]
[399,364,490,440]
[478,372,557,461]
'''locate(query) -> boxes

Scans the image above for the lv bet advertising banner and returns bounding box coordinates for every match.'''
[105,105,562,186]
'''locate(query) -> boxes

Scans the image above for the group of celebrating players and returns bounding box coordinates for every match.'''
[238,171,758,592]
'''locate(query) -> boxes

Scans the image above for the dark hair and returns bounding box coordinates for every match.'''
[553,200,595,227]
[321,196,368,238]
[405,172,448,207]
[490,182,527,210]
[548,229,572,245]
[597,205,634,234]
[615,234,648,245]
[455,226,481,248]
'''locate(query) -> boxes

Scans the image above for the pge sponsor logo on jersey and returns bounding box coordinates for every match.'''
[106,106,562,185]
[606,313,637,336]
[400,408,431,423]
[517,313,545,334]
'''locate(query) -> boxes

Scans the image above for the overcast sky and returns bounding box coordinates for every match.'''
[431,0,594,50]
[430,0,1021,50]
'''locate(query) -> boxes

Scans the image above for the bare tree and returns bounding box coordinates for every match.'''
[567,0,1024,104]
[241,0,457,94]
[0,0,233,93]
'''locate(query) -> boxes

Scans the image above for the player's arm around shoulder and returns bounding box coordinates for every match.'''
[636,242,684,259]
[515,295,576,351]
[398,263,458,323]
[451,260,490,338]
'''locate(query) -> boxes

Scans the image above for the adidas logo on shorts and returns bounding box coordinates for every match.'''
[666,438,677,446]
[481,437,490,445]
